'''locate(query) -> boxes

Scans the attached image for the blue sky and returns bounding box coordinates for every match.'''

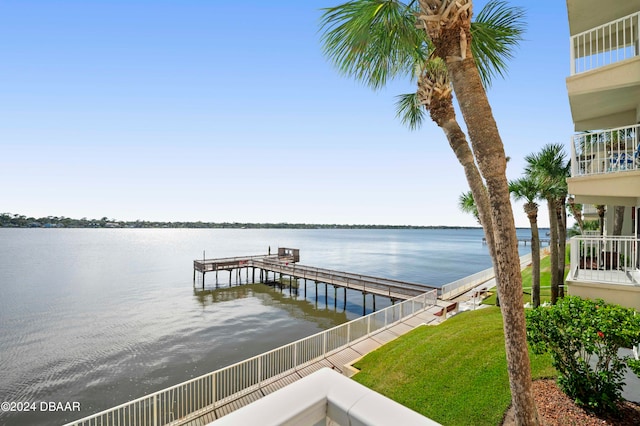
[0,1,573,227]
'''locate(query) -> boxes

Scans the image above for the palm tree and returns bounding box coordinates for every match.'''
[320,2,537,423]
[510,177,542,308]
[525,144,569,303]
[414,2,539,422]
[322,0,523,311]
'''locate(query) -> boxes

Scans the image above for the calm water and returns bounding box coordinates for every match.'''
[0,228,535,425]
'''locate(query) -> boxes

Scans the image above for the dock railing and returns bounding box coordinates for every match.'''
[250,259,436,298]
[440,253,533,300]
[65,289,438,426]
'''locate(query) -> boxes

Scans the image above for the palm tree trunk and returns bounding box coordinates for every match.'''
[417,3,539,422]
[528,211,541,308]
[547,198,559,304]
[438,33,540,426]
[568,198,584,234]
[613,206,625,235]
[612,206,625,262]
[429,95,500,305]
[597,205,606,235]
[556,198,567,298]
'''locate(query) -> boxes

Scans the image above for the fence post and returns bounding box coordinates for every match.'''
[153,394,158,426]
[211,372,218,404]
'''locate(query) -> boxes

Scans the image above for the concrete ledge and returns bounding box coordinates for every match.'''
[567,279,640,311]
[207,368,440,426]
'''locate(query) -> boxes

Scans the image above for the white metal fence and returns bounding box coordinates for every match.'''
[65,289,438,426]
[570,124,640,177]
[570,11,639,75]
[439,252,534,300]
[569,235,640,284]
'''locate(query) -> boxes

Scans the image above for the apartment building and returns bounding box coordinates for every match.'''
[565,0,640,309]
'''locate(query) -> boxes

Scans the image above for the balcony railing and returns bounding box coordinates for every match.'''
[570,124,640,177]
[569,235,640,285]
[570,11,639,75]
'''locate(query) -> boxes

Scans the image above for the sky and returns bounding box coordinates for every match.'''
[0,0,574,227]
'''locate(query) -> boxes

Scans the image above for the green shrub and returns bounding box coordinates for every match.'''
[526,296,640,414]
[629,350,640,376]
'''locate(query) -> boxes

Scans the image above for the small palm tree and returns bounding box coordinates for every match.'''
[525,143,570,304]
[510,177,542,307]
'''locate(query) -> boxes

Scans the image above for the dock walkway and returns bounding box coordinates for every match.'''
[193,248,437,301]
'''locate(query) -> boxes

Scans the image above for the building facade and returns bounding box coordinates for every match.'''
[565,0,640,309]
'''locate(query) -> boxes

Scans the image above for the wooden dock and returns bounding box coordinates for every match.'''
[193,247,437,301]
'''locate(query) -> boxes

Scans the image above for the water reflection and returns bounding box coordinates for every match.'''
[193,283,350,328]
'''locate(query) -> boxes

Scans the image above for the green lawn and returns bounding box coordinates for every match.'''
[483,249,570,306]
[352,308,555,426]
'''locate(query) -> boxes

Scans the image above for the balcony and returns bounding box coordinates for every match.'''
[570,11,639,75]
[567,235,640,310]
[566,10,640,131]
[570,124,640,177]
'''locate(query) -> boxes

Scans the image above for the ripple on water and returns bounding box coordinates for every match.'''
[1,228,533,426]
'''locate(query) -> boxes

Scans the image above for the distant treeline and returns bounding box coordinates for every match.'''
[0,213,482,230]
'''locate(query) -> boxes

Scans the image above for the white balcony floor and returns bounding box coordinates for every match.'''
[572,268,640,285]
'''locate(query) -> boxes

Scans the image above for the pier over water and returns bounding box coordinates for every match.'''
[66,245,509,426]
[193,247,438,302]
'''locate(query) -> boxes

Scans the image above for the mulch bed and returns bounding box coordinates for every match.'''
[501,379,640,425]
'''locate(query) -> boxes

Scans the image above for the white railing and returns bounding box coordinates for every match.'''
[568,235,640,284]
[65,289,438,426]
[440,252,533,300]
[570,11,639,75]
[570,124,640,177]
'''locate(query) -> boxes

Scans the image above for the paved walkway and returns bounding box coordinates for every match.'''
[179,302,453,426]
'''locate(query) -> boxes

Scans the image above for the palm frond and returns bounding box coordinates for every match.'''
[395,92,425,130]
[509,177,540,205]
[524,143,569,199]
[319,0,427,89]
[458,190,480,224]
[471,0,526,89]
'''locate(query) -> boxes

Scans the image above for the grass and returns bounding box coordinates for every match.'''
[483,249,570,306]
[352,308,555,426]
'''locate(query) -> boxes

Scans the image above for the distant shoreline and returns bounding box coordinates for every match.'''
[0,213,538,230]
